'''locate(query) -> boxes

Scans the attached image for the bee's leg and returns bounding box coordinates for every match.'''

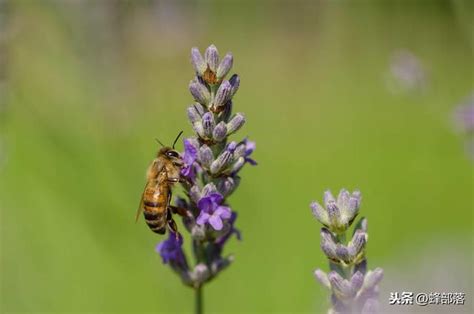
[167,177,180,183]
[169,205,189,217]
[166,209,180,240]
[167,177,192,187]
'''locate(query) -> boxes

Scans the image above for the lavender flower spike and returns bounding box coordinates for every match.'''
[311,189,383,314]
[155,44,255,314]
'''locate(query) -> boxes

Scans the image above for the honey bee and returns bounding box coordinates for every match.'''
[136,131,186,235]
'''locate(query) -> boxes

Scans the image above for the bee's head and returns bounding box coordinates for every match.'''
[156,131,184,167]
[158,147,183,166]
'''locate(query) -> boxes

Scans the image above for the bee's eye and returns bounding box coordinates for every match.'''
[166,151,180,158]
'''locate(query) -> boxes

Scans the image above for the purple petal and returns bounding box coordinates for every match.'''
[183,138,198,164]
[245,157,258,166]
[197,196,213,212]
[209,215,223,230]
[245,139,256,155]
[207,192,223,206]
[215,206,232,219]
[196,212,210,225]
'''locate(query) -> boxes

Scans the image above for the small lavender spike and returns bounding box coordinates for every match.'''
[226,113,246,135]
[205,44,219,72]
[310,189,382,313]
[191,47,206,76]
[213,122,227,142]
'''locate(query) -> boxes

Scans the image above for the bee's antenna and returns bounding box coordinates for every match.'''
[155,138,165,147]
[172,131,184,149]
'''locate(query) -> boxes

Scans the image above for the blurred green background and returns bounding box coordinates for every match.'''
[1,1,473,313]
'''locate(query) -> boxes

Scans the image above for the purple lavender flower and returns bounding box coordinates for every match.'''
[241,138,257,165]
[156,233,186,266]
[155,45,255,312]
[216,212,241,250]
[196,192,232,231]
[181,138,198,181]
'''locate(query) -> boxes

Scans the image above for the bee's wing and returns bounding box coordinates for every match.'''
[135,195,144,223]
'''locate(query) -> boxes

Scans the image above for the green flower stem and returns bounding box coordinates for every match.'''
[195,285,203,314]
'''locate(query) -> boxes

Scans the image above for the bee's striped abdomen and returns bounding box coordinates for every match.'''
[143,181,169,234]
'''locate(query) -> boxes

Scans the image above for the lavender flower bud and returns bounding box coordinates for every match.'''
[363,268,384,290]
[210,150,233,174]
[343,190,361,224]
[189,185,202,204]
[320,228,338,260]
[310,201,330,227]
[226,113,246,135]
[348,230,367,260]
[217,176,240,197]
[216,53,233,80]
[192,121,206,138]
[189,78,210,105]
[201,182,218,196]
[202,112,215,138]
[213,121,227,142]
[328,271,354,299]
[350,271,364,292]
[335,245,350,263]
[192,263,210,285]
[191,224,206,241]
[327,201,341,227]
[314,269,331,290]
[210,255,234,275]
[324,190,336,206]
[229,74,240,96]
[354,259,367,275]
[187,104,202,124]
[204,44,219,72]
[337,189,350,211]
[212,80,232,111]
[191,47,206,76]
[198,145,214,168]
[232,142,246,159]
[220,100,233,122]
[230,157,245,174]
